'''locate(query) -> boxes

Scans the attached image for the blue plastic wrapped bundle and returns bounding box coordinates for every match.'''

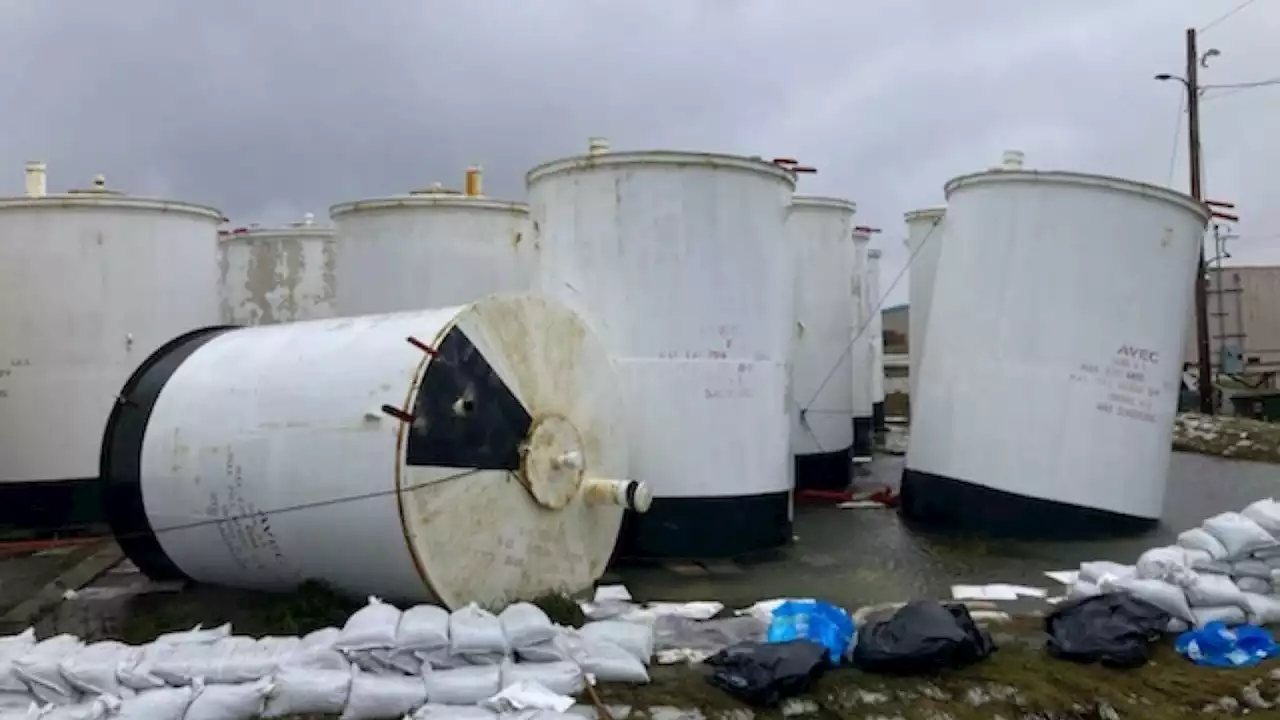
[767,600,856,664]
[1175,622,1280,668]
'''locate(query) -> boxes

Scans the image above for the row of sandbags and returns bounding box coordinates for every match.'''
[0,597,656,720]
[1070,498,1280,629]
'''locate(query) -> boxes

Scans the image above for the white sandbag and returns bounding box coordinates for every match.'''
[152,624,231,647]
[1232,560,1272,579]
[575,640,650,684]
[152,636,293,685]
[284,644,349,672]
[1237,577,1272,595]
[395,606,450,652]
[500,661,584,697]
[1167,618,1190,634]
[185,678,273,720]
[462,653,505,667]
[1192,605,1247,628]
[415,648,468,671]
[578,622,653,665]
[1066,580,1101,599]
[1242,593,1280,625]
[36,697,112,720]
[409,704,497,719]
[1251,546,1280,560]
[0,693,34,711]
[1202,512,1278,558]
[261,666,352,718]
[1078,561,1134,584]
[448,604,508,658]
[111,686,195,720]
[1135,546,1196,587]
[337,597,402,651]
[368,648,424,675]
[422,665,501,706]
[1185,549,1231,574]
[58,641,137,697]
[302,627,341,649]
[1185,572,1246,608]
[1103,576,1194,622]
[499,604,556,650]
[339,669,426,720]
[116,648,168,692]
[1177,528,1229,559]
[0,630,37,695]
[13,635,83,705]
[480,679,574,715]
[1242,498,1280,534]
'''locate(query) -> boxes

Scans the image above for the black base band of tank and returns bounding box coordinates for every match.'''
[898,466,1158,540]
[101,325,238,583]
[794,447,852,491]
[615,491,793,560]
[872,402,887,431]
[852,416,874,458]
[0,478,108,540]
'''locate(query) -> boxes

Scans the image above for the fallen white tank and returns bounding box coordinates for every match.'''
[903,207,946,406]
[850,228,874,461]
[527,140,797,558]
[867,248,887,430]
[100,294,647,607]
[901,152,1210,538]
[0,166,221,535]
[788,196,858,491]
[331,167,531,315]
[218,214,336,325]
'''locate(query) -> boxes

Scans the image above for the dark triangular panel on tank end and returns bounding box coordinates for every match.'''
[406,324,532,470]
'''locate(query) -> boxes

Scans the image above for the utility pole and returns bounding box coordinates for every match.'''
[1186,27,1216,415]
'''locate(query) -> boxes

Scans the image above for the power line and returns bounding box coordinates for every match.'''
[1200,0,1261,32]
[1203,77,1280,90]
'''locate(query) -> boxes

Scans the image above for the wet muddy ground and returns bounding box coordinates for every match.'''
[9,414,1280,717]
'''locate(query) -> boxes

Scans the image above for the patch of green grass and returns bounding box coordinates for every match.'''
[1174,412,1280,464]
[117,580,358,644]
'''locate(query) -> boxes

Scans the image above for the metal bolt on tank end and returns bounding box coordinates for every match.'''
[583,478,653,514]
[465,166,484,197]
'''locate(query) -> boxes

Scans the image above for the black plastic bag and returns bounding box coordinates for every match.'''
[852,600,996,674]
[1045,592,1170,669]
[704,639,829,707]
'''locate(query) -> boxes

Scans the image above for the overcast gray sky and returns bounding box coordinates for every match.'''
[1,0,1275,307]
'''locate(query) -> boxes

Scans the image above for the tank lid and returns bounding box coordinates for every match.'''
[791,195,857,213]
[527,149,797,189]
[904,206,946,223]
[944,169,1210,223]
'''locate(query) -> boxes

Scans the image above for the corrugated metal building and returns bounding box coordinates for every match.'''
[1184,265,1280,374]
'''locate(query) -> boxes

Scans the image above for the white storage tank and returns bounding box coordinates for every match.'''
[867,248,887,430]
[0,165,221,536]
[900,152,1210,538]
[850,227,875,462]
[527,140,798,558]
[903,207,946,408]
[218,213,336,325]
[331,167,531,315]
[788,196,858,491]
[101,294,649,607]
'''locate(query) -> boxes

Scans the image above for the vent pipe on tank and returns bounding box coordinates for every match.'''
[992,150,1025,171]
[24,161,47,198]
[587,137,611,156]
[465,166,483,197]
[303,212,315,226]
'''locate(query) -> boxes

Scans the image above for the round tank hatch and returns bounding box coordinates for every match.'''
[409,182,463,196]
[67,174,124,196]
